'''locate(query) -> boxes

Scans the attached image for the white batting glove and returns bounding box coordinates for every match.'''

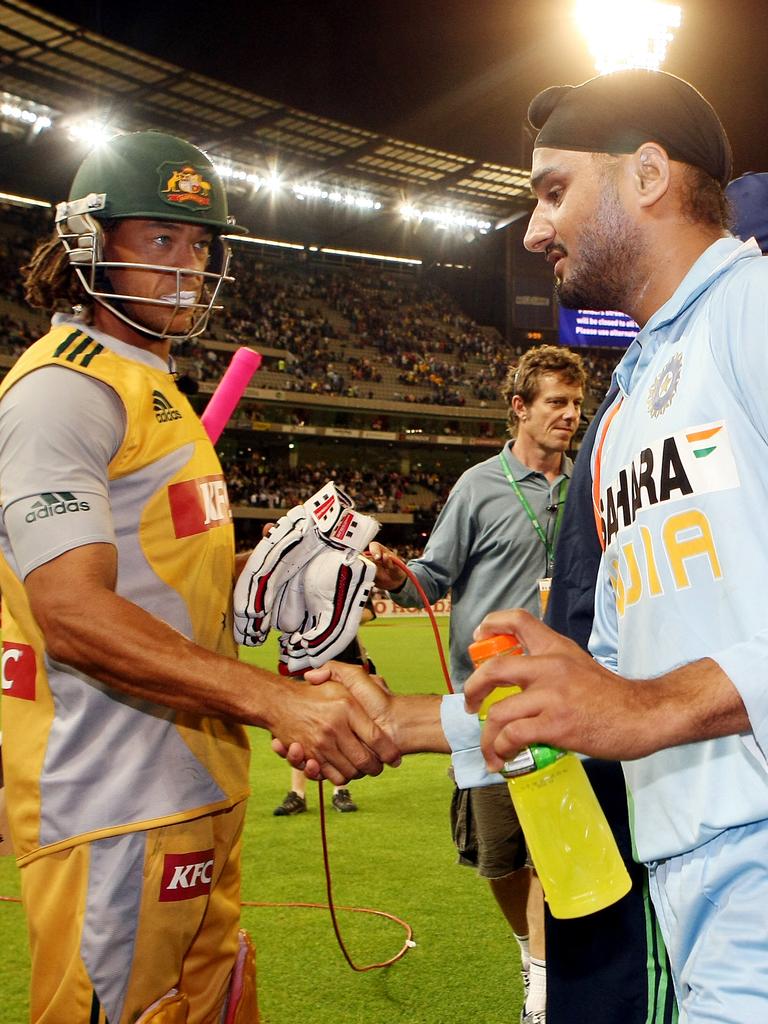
[271,569,308,638]
[233,481,375,646]
[279,548,377,672]
[233,503,311,646]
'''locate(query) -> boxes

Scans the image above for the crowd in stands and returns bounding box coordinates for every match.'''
[0,206,621,412]
[0,206,48,360]
[220,454,454,516]
[0,203,625,553]
[205,254,519,407]
[202,254,619,407]
[579,348,617,401]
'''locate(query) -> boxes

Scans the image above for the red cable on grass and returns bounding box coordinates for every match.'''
[315,781,414,970]
[303,557,456,970]
[241,895,413,949]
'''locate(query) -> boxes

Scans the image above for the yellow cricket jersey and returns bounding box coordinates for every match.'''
[0,322,250,864]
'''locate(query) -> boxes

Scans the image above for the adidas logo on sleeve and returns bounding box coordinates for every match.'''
[25,492,91,523]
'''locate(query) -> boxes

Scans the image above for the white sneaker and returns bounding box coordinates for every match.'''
[521,969,530,1001]
[520,1011,545,1024]
[520,1007,544,1024]
[519,971,530,1024]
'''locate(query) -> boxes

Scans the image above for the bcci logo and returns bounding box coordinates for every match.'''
[160,162,212,209]
[647,352,683,419]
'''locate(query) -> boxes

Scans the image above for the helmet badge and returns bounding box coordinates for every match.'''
[160,163,213,209]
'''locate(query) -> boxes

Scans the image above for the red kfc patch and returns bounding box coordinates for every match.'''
[168,475,232,539]
[1,642,36,701]
[159,849,215,902]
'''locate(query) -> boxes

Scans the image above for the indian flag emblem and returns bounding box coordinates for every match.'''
[686,425,721,458]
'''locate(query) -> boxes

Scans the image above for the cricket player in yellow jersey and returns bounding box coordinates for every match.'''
[0,130,399,1024]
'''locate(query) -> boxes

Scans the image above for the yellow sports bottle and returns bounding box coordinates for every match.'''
[469,634,631,919]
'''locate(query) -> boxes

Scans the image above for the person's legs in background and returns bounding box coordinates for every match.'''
[452,782,545,1021]
[273,766,358,815]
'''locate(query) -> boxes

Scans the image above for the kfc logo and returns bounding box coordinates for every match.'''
[159,849,215,902]
[1,642,36,700]
[168,475,232,538]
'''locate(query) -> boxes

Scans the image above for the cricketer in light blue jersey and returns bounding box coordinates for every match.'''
[459,68,768,1023]
[590,236,768,865]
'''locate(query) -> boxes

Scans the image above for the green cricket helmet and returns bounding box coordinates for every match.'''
[55,130,247,340]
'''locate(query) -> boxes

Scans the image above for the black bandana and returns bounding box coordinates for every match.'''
[528,70,732,187]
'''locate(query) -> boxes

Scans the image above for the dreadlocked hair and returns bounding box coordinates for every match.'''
[22,233,92,318]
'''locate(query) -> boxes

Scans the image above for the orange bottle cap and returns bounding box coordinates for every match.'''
[468,633,524,666]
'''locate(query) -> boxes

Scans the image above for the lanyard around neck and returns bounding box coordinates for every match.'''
[499,449,567,571]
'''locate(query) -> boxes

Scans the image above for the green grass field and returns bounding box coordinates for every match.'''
[0,618,524,1023]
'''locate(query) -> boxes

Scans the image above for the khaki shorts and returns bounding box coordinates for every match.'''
[450,782,529,879]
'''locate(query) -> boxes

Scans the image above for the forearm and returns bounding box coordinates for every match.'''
[389,693,451,755]
[465,610,752,766]
[24,543,299,731]
[631,657,750,753]
[38,581,289,729]
[28,553,403,784]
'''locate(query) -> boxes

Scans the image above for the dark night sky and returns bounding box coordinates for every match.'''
[22,1,768,177]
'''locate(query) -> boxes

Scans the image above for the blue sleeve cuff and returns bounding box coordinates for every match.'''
[439,694,505,788]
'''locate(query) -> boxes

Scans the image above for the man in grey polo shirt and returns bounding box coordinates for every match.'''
[370,343,585,1024]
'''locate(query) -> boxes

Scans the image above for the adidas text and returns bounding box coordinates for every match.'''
[26,493,91,524]
[156,408,182,423]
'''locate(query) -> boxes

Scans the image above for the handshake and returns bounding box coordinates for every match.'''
[233,484,643,787]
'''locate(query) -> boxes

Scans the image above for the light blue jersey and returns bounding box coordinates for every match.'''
[590,237,768,863]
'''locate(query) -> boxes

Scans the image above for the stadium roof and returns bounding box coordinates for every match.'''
[0,0,532,226]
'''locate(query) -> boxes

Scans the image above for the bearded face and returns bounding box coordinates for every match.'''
[525,148,650,318]
[555,179,647,312]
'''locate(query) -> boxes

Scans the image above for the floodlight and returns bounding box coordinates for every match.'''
[293,184,327,200]
[401,202,491,233]
[400,203,421,221]
[1,102,52,132]
[214,162,262,188]
[67,118,118,148]
[293,182,380,211]
[574,0,682,74]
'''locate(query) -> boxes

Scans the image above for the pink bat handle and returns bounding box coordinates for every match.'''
[201,347,262,443]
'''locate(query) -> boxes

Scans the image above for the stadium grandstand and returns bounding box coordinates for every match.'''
[0,0,624,555]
